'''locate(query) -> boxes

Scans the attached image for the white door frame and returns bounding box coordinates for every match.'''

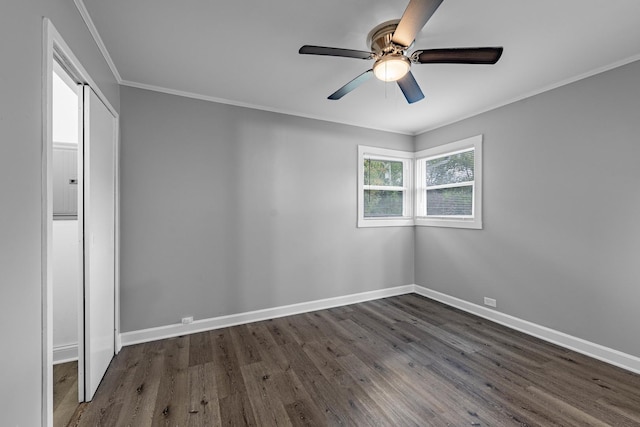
[42,18,121,427]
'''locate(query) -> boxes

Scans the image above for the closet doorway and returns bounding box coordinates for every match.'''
[51,59,81,426]
[43,20,120,427]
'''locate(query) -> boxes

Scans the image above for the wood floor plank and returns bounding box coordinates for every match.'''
[211,329,258,426]
[389,310,482,355]
[244,322,290,371]
[302,339,397,425]
[325,305,354,320]
[416,332,617,426]
[549,350,640,401]
[272,314,323,345]
[262,318,298,346]
[229,324,263,367]
[463,313,572,361]
[335,352,430,426]
[324,319,462,425]
[386,294,450,326]
[112,341,165,427]
[53,362,77,411]
[211,329,247,399]
[397,326,573,426]
[218,392,257,426]
[186,362,221,427]
[240,361,292,427]
[596,396,640,424]
[273,370,327,426]
[151,336,190,426]
[189,331,214,367]
[302,339,356,389]
[424,351,556,426]
[283,399,323,427]
[474,350,639,426]
[443,320,551,367]
[69,295,640,426]
[346,320,503,426]
[279,342,359,425]
[527,385,612,426]
[68,343,146,426]
[53,362,79,427]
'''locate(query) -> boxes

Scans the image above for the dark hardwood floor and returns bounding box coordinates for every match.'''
[54,360,80,427]
[67,294,640,426]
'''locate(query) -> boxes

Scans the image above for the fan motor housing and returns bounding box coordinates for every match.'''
[367,19,410,55]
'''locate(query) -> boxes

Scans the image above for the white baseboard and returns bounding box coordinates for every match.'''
[115,332,123,354]
[53,344,78,365]
[120,285,414,347]
[413,285,640,375]
[117,283,640,375]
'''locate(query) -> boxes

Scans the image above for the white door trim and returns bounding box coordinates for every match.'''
[42,18,120,427]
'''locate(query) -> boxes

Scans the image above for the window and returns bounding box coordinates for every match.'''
[358,136,482,229]
[415,135,482,229]
[358,146,413,227]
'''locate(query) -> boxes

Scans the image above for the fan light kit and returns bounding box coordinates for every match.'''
[299,0,503,104]
[373,54,410,82]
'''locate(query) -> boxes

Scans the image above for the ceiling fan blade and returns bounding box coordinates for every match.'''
[299,45,375,60]
[397,71,425,104]
[328,70,374,100]
[392,0,444,48]
[414,47,504,64]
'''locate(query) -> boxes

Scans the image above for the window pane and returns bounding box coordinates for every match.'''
[364,190,404,217]
[364,159,403,186]
[426,186,473,216]
[426,150,474,187]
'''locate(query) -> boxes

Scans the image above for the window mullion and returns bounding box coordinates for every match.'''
[364,185,406,191]
[425,181,473,191]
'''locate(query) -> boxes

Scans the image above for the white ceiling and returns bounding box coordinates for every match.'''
[81,0,640,135]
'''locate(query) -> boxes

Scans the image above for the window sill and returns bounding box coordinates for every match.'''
[357,217,415,228]
[415,217,482,229]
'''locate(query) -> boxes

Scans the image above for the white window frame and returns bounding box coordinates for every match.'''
[358,145,414,227]
[415,135,483,229]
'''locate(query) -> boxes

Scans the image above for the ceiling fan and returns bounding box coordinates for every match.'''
[299,0,503,104]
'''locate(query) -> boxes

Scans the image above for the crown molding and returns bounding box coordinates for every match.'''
[72,0,640,137]
[74,0,122,83]
[119,79,413,136]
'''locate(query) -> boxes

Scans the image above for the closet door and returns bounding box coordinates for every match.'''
[82,85,116,400]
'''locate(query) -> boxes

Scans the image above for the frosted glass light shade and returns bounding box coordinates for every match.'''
[373,55,410,82]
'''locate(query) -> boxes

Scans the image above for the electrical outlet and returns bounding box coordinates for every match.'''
[181,316,194,324]
[484,297,497,308]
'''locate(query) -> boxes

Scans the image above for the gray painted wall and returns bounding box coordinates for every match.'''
[119,87,415,332]
[415,59,640,358]
[3,2,638,421]
[0,1,119,424]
